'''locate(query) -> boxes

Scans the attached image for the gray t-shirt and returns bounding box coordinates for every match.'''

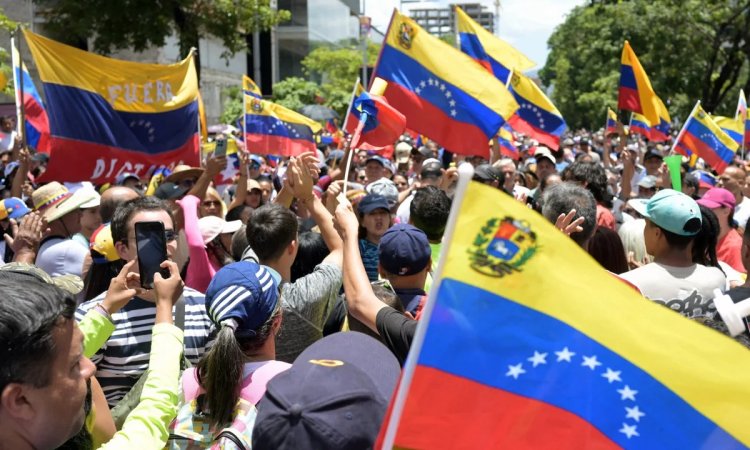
[275,263,343,362]
[620,262,726,318]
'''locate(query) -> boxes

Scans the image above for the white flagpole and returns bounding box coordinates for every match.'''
[341,77,361,133]
[380,162,475,449]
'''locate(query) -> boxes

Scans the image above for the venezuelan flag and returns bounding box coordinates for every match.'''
[455,6,535,84]
[197,90,208,143]
[11,40,49,152]
[618,41,660,125]
[711,115,744,148]
[22,29,200,184]
[243,95,321,157]
[343,80,365,136]
[382,179,750,449]
[629,113,652,138]
[605,108,618,136]
[497,126,518,160]
[676,103,738,174]
[674,142,699,168]
[649,97,671,142]
[243,74,262,99]
[349,90,406,150]
[506,72,566,149]
[736,90,749,147]
[373,10,518,157]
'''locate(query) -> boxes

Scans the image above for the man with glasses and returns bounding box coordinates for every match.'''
[75,196,214,406]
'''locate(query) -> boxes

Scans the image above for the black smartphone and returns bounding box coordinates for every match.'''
[214,138,228,157]
[135,221,169,289]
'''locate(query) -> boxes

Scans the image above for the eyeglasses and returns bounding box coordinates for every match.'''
[249,162,261,170]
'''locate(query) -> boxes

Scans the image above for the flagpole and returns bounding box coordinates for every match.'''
[341,77,361,133]
[190,47,202,167]
[670,100,701,155]
[242,81,247,152]
[13,27,27,151]
[381,162,475,449]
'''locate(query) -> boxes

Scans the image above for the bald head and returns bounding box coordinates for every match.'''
[100,186,140,223]
[720,166,747,203]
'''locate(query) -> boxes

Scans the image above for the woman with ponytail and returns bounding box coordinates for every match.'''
[167,261,289,448]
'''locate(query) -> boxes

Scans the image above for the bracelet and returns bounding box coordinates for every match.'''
[93,303,113,322]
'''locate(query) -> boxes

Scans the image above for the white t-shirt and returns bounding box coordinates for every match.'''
[620,262,726,318]
[396,192,414,225]
[735,196,750,230]
[36,237,88,278]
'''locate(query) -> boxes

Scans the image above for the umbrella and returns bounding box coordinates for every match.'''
[300,104,339,121]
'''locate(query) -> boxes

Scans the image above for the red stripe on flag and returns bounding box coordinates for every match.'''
[245,133,316,157]
[384,82,491,158]
[507,114,560,149]
[682,131,729,174]
[37,135,200,183]
[618,87,641,114]
[389,366,620,450]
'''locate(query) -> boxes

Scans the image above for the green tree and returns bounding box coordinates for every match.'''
[219,86,243,125]
[541,0,750,129]
[34,0,290,78]
[0,10,18,97]
[271,77,321,111]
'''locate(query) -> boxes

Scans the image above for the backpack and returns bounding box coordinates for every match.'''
[167,360,290,449]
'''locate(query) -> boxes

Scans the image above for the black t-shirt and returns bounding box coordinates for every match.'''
[376,307,417,366]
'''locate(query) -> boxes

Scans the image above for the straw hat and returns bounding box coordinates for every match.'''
[32,182,96,222]
[165,164,204,184]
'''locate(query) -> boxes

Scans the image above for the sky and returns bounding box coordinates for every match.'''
[365,0,584,70]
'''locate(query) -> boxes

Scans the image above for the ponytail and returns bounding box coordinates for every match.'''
[197,325,245,427]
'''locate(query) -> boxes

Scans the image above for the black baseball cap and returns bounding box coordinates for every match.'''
[154,182,188,200]
[252,332,400,450]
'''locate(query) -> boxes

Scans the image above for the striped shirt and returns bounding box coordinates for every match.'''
[76,287,215,406]
[359,239,380,282]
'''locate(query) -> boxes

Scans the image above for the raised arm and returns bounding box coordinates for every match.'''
[187,153,226,200]
[227,151,249,212]
[288,153,343,267]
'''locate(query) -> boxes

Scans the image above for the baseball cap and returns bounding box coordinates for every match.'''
[249,154,264,167]
[378,223,431,276]
[644,148,663,161]
[154,182,189,200]
[252,332,400,450]
[0,197,30,220]
[204,261,279,336]
[638,175,658,189]
[395,141,413,164]
[90,223,120,264]
[365,179,399,208]
[115,172,140,186]
[420,158,443,178]
[411,146,433,159]
[697,187,736,210]
[357,194,390,215]
[198,216,243,245]
[474,164,502,183]
[326,150,345,165]
[365,155,387,167]
[534,146,556,165]
[629,189,702,236]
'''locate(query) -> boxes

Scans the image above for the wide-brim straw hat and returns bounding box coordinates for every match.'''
[165,165,204,184]
[32,182,97,222]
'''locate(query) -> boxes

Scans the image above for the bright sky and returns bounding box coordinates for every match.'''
[365,0,584,70]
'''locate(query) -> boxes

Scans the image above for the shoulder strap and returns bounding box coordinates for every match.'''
[238,360,291,405]
[174,294,186,330]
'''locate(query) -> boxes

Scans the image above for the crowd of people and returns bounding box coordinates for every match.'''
[1,109,750,449]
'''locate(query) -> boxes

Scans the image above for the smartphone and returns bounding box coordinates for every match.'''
[214,138,228,157]
[135,221,169,289]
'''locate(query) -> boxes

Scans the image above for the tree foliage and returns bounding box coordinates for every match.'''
[271,77,321,112]
[541,0,750,129]
[0,8,17,96]
[34,0,290,77]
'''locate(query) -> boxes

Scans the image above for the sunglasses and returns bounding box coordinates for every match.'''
[202,200,222,208]
[123,229,178,244]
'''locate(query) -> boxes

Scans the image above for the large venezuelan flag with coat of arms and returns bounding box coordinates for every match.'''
[372,10,518,157]
[22,29,200,184]
[380,180,750,449]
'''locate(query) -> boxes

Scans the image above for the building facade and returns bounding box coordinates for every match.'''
[0,0,361,125]
[409,2,494,37]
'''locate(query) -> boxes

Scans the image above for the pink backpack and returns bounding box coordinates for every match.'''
[167,360,290,449]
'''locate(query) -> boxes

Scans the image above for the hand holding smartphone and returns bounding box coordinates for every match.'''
[214,138,228,158]
[135,221,170,290]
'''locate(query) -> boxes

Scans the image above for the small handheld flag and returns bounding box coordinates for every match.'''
[605,108,618,136]
[629,113,652,139]
[672,101,738,174]
[349,78,406,150]
[618,41,660,125]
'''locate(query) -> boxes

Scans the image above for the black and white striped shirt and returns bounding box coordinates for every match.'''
[76,288,215,406]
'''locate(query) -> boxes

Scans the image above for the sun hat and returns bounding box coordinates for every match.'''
[198,216,243,245]
[164,164,204,184]
[32,182,97,222]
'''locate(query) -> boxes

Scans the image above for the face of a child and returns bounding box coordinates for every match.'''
[362,209,391,239]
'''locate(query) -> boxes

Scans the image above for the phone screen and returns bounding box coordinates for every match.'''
[135,221,168,289]
[214,139,227,157]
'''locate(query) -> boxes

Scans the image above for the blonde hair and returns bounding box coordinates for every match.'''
[203,187,227,218]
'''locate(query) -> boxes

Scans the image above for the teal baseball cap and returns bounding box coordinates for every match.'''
[629,189,702,236]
